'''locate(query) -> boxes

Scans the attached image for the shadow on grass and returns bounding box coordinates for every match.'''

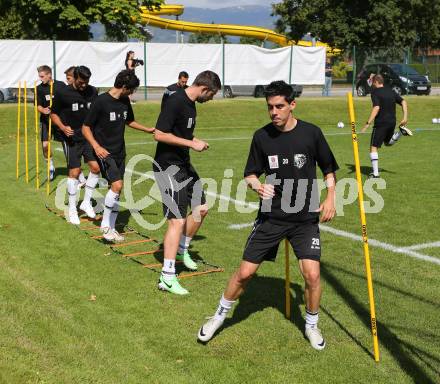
[345,163,397,177]
[221,275,305,335]
[321,263,437,383]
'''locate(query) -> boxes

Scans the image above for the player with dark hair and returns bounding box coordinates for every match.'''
[154,70,221,295]
[51,65,100,225]
[197,80,338,351]
[361,74,411,178]
[35,65,66,180]
[161,71,190,109]
[82,70,155,241]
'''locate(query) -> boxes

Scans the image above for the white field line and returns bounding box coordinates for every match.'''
[227,221,440,265]
[403,241,440,250]
[126,168,440,266]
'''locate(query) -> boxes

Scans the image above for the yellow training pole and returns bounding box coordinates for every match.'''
[24,82,29,183]
[347,92,380,362]
[285,238,291,319]
[46,81,53,196]
[34,82,39,189]
[16,82,22,179]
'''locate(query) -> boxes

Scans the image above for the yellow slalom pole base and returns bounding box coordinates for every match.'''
[347,92,380,362]
[285,238,291,319]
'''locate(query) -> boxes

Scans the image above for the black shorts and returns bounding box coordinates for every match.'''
[370,124,395,148]
[63,140,96,169]
[96,155,125,184]
[154,164,206,220]
[40,121,65,142]
[243,217,321,264]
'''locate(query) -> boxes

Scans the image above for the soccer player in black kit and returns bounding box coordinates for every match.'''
[82,70,155,241]
[51,66,100,225]
[161,71,189,109]
[36,65,66,180]
[198,81,338,350]
[154,70,221,295]
[361,74,411,178]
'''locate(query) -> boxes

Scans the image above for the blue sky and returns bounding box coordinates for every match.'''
[175,0,272,9]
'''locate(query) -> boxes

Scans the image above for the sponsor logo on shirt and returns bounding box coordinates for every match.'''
[87,102,91,109]
[45,95,51,101]
[109,112,116,121]
[268,155,279,169]
[123,111,127,120]
[72,103,79,111]
[187,118,193,129]
[294,154,307,169]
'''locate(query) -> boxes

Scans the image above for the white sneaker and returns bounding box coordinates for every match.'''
[79,201,96,219]
[67,210,80,225]
[197,316,224,343]
[111,229,125,242]
[101,227,115,242]
[305,327,326,350]
[399,125,413,136]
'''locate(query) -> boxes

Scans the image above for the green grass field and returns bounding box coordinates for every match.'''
[1,96,439,383]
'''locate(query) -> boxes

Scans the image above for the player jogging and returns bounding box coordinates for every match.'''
[197,80,338,350]
[154,70,221,295]
[361,74,411,178]
[82,70,155,241]
[51,66,100,225]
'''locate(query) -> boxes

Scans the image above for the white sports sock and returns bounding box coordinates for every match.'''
[370,152,379,176]
[305,309,319,330]
[83,172,99,205]
[214,294,236,321]
[109,200,119,230]
[162,258,176,281]
[78,171,87,184]
[101,189,119,230]
[388,131,401,146]
[178,235,192,254]
[49,158,54,170]
[67,178,79,213]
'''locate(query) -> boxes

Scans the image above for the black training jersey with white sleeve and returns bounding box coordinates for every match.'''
[161,83,188,110]
[51,84,98,142]
[83,93,134,158]
[154,88,196,168]
[36,80,66,123]
[244,120,339,223]
[371,86,403,126]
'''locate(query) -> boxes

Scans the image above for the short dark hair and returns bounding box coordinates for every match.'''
[64,66,76,75]
[114,69,140,90]
[373,74,384,85]
[178,71,189,79]
[74,65,92,80]
[37,65,52,74]
[264,80,295,103]
[193,70,221,92]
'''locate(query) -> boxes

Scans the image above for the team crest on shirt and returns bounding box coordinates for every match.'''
[294,154,307,169]
[72,103,78,111]
[45,95,51,101]
[109,112,116,121]
[268,155,279,169]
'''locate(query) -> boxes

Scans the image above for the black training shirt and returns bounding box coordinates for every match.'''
[36,80,66,124]
[244,120,339,223]
[51,84,98,142]
[83,92,134,157]
[371,86,403,126]
[154,88,196,168]
[161,83,188,110]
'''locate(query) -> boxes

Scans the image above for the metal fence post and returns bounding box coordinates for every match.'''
[144,40,147,100]
[288,44,293,84]
[352,45,356,96]
[222,37,225,98]
[52,40,57,79]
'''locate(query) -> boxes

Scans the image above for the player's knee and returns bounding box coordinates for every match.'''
[304,270,320,288]
[198,204,209,217]
[89,164,100,174]
[69,168,81,178]
[112,180,123,193]
[168,218,186,229]
[236,267,255,284]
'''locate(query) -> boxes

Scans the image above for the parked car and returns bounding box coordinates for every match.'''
[356,63,431,96]
[223,84,303,98]
[0,88,15,103]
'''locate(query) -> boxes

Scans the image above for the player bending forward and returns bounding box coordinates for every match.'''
[82,70,154,241]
